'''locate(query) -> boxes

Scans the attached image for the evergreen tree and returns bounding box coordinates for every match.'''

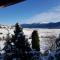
[11,23,31,60]
[55,34,60,60]
[4,23,31,60]
[31,30,40,51]
[3,31,13,60]
[56,34,60,50]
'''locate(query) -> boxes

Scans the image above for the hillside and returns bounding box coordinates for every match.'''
[21,22,60,28]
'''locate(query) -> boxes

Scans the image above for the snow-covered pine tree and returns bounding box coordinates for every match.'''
[3,34,13,60]
[3,23,31,60]
[11,23,31,60]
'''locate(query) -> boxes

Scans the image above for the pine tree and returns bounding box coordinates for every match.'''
[11,23,31,60]
[55,34,60,60]
[4,23,31,60]
[56,34,60,50]
[3,31,13,60]
[31,30,40,51]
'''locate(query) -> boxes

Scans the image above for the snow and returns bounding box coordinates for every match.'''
[0,27,60,60]
[0,41,6,50]
[23,28,60,53]
[0,27,60,53]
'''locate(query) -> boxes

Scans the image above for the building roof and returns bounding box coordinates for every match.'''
[0,0,25,7]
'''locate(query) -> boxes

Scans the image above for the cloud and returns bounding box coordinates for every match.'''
[23,5,60,24]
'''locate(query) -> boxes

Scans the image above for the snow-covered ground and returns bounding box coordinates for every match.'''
[23,28,60,53]
[0,28,60,53]
[0,28,14,38]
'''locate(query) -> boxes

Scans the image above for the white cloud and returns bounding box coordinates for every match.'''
[23,5,60,24]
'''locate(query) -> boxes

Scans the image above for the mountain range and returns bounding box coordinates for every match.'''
[21,22,60,28]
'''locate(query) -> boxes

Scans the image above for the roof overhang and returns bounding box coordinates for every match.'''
[0,0,25,7]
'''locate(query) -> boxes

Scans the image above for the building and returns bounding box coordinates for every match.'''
[0,0,25,7]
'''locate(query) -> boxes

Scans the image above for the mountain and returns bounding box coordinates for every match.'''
[21,22,60,28]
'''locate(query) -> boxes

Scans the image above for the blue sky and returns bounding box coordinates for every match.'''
[0,0,60,24]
